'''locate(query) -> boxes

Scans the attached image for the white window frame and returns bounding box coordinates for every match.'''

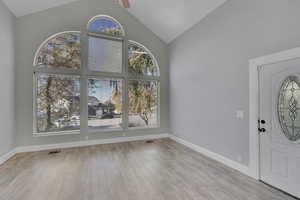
[127,40,160,130]
[33,31,82,136]
[33,16,160,136]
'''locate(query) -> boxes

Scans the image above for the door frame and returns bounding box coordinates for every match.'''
[249,47,300,180]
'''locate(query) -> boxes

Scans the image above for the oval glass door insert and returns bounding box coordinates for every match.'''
[278,76,300,142]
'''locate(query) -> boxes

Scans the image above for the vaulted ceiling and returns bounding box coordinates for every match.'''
[2,0,227,43]
[127,0,227,43]
[2,0,79,17]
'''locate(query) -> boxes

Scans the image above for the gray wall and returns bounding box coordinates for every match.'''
[16,0,169,147]
[169,0,300,165]
[0,0,16,156]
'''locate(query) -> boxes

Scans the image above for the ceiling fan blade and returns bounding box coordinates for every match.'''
[121,0,130,8]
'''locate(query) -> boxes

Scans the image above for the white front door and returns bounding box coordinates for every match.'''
[260,58,300,198]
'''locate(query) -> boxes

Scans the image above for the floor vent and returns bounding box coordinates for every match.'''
[146,140,154,144]
[48,150,61,155]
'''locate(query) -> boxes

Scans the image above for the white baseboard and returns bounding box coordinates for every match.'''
[0,149,16,165]
[15,133,169,153]
[169,134,253,178]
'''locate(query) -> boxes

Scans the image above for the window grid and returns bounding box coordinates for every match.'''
[33,16,160,136]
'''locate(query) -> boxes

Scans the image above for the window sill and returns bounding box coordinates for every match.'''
[33,130,81,137]
[128,126,160,131]
[32,126,161,137]
[88,127,124,134]
[88,126,161,134]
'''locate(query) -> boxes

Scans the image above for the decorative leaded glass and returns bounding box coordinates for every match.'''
[278,76,300,142]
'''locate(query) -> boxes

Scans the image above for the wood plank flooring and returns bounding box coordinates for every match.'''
[0,139,296,200]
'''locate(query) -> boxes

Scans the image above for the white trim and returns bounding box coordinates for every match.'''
[0,149,16,165]
[169,135,252,177]
[15,133,169,153]
[249,47,300,180]
[33,130,81,137]
[0,131,264,181]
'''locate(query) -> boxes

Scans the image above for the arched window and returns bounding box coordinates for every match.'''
[127,41,160,128]
[33,15,159,136]
[128,41,159,77]
[34,31,81,69]
[87,15,125,37]
[33,31,81,135]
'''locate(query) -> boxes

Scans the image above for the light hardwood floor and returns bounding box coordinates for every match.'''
[0,139,296,200]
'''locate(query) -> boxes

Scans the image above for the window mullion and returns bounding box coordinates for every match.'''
[128,76,160,81]
[123,37,129,133]
[33,68,81,76]
[80,76,88,135]
[87,32,124,42]
[32,73,38,133]
[84,72,125,79]
[80,30,89,136]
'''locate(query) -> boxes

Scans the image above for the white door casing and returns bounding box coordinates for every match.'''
[249,47,300,180]
[259,59,300,198]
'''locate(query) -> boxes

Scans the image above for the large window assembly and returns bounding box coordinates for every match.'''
[33,15,160,135]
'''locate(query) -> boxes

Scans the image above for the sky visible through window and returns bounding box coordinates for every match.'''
[88,17,123,36]
[88,80,115,102]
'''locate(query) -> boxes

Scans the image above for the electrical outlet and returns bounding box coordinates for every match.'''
[236,110,244,120]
